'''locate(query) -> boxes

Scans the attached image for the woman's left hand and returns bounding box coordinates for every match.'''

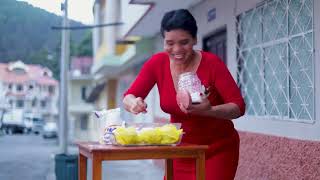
[179,95,211,115]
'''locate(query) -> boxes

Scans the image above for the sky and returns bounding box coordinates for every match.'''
[18,0,95,24]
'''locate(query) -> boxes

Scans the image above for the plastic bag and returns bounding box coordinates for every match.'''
[93,108,123,144]
[112,123,184,146]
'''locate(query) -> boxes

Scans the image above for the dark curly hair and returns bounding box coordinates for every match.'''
[160,9,198,38]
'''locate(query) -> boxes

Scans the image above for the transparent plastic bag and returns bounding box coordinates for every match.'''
[93,108,123,144]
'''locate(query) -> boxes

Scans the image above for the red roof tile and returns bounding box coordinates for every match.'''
[0,62,58,85]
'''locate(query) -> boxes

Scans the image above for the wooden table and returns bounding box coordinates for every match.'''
[76,142,208,180]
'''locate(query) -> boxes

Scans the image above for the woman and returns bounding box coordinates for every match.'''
[123,9,245,180]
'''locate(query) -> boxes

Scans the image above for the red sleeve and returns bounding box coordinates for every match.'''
[123,55,157,99]
[212,56,246,116]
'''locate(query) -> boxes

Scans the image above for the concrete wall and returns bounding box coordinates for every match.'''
[69,79,91,106]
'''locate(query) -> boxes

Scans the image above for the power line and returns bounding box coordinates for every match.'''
[51,22,123,30]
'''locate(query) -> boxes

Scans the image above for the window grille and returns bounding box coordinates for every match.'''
[236,0,314,121]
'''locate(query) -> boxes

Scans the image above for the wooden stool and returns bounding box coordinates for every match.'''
[76,142,208,180]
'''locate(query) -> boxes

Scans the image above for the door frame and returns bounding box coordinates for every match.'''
[202,26,227,64]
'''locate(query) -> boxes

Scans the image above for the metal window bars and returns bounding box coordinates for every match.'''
[236,0,314,122]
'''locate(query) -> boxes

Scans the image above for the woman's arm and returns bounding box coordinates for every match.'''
[179,96,241,119]
[123,55,159,114]
[179,53,246,119]
[207,103,241,119]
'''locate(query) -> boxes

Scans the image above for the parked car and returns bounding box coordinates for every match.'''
[42,122,57,138]
[31,117,44,135]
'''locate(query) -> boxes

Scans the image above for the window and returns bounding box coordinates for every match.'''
[41,100,46,108]
[203,29,227,64]
[80,114,88,130]
[9,100,13,107]
[16,84,23,92]
[81,66,91,74]
[32,98,37,107]
[13,68,26,75]
[16,100,24,108]
[48,86,55,94]
[81,86,86,100]
[237,0,314,121]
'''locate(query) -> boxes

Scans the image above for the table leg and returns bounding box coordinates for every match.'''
[196,152,205,180]
[79,153,87,180]
[92,155,102,180]
[165,159,173,180]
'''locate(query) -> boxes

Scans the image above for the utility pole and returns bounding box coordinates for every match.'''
[59,0,69,154]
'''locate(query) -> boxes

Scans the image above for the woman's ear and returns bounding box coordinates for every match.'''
[193,38,197,45]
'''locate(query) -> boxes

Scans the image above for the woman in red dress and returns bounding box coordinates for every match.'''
[123,9,245,180]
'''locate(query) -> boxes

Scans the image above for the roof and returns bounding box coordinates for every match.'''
[0,61,58,86]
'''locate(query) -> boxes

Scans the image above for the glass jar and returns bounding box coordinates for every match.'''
[178,72,202,103]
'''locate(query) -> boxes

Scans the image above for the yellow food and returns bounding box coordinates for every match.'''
[158,124,183,144]
[113,124,183,145]
[113,127,137,145]
[138,127,162,144]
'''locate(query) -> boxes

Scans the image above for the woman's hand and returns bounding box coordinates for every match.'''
[179,95,211,115]
[123,94,147,114]
[179,95,242,119]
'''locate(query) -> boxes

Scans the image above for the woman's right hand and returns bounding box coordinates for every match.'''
[123,94,148,114]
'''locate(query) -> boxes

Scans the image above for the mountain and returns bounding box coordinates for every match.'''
[0,0,92,79]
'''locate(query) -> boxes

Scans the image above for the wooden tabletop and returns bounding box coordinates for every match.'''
[76,141,208,153]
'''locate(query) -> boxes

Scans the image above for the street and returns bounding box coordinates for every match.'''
[0,133,58,180]
[0,133,165,180]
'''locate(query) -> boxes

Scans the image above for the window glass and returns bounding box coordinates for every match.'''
[16,100,24,108]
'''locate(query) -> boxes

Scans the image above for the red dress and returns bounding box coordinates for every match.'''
[124,51,246,180]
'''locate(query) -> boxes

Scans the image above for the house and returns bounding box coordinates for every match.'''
[89,0,157,125]
[68,56,96,141]
[0,60,59,124]
[90,0,320,179]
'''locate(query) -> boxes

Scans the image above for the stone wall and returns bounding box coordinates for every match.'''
[236,131,320,180]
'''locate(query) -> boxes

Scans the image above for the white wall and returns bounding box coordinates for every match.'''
[189,0,320,140]
[69,80,91,106]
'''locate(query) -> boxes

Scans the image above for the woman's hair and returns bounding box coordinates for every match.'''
[160,9,198,38]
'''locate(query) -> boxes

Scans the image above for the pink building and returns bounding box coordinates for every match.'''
[0,60,59,123]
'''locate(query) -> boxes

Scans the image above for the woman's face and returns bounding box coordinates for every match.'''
[163,29,197,65]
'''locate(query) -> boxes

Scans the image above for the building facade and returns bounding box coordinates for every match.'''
[0,60,59,123]
[90,0,320,178]
[68,56,96,141]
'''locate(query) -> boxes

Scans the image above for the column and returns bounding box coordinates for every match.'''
[104,0,121,55]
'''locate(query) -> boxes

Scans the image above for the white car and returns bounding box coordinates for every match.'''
[42,122,58,138]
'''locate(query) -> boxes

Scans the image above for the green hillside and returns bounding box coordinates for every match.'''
[0,0,92,79]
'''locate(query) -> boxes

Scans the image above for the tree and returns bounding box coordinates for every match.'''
[76,31,93,56]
